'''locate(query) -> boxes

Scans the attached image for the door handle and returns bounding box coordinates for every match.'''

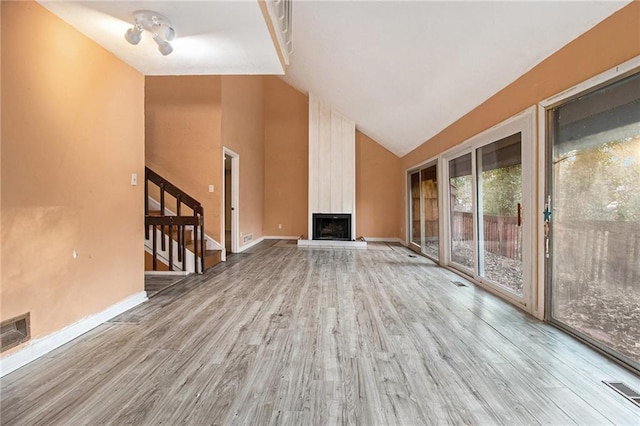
[543,195,551,258]
[517,203,522,226]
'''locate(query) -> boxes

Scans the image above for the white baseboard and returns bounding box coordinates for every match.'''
[237,236,265,253]
[263,236,301,240]
[205,235,224,251]
[144,271,190,276]
[363,237,402,243]
[0,291,147,378]
[297,239,367,249]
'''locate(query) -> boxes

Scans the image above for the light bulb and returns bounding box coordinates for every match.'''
[164,26,175,41]
[153,34,173,56]
[124,27,142,45]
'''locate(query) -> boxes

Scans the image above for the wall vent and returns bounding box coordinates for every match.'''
[1,313,31,353]
[603,381,640,408]
[243,233,253,243]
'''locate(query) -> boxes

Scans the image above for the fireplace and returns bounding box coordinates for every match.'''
[313,213,351,241]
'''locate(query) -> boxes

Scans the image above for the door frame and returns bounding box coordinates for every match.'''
[537,55,640,322]
[222,147,240,256]
[441,106,538,315]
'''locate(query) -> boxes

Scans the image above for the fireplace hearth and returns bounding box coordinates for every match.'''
[313,213,351,241]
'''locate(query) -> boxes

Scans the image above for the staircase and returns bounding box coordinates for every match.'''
[145,167,221,273]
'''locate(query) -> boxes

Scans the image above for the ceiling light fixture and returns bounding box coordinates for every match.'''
[124,10,175,56]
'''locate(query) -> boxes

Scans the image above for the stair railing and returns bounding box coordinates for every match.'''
[145,167,205,273]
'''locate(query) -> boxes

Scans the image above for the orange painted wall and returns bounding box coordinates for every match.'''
[264,77,309,237]
[400,1,640,239]
[356,131,401,238]
[222,76,265,248]
[1,1,145,348]
[145,76,223,242]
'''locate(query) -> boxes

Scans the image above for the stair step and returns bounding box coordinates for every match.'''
[144,251,169,271]
[167,228,193,244]
[145,248,221,272]
[178,244,222,270]
[204,250,222,269]
[185,242,217,257]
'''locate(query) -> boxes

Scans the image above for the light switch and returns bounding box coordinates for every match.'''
[208,185,214,193]
[131,173,138,186]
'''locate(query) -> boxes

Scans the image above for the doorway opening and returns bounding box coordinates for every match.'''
[223,148,239,257]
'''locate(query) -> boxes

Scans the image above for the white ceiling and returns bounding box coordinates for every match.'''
[282,1,631,156]
[39,1,631,157]
[39,1,284,75]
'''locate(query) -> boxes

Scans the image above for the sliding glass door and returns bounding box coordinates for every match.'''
[477,134,523,296]
[409,172,421,247]
[408,164,439,261]
[448,153,474,271]
[444,109,534,308]
[548,72,640,369]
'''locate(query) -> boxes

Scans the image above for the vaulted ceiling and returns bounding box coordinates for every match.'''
[40,1,631,156]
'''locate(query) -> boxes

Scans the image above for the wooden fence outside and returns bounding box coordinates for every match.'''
[451,212,522,260]
[554,220,640,289]
[450,212,640,288]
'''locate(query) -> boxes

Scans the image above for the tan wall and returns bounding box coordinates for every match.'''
[356,131,401,238]
[1,1,145,349]
[145,76,223,242]
[221,76,265,248]
[263,77,309,237]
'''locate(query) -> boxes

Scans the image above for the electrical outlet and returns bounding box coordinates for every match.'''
[278,224,282,229]
[208,185,214,193]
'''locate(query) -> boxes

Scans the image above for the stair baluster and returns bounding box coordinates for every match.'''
[145,167,210,274]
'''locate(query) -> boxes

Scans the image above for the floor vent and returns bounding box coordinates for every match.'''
[1,313,31,353]
[452,281,468,287]
[408,254,417,258]
[603,381,640,408]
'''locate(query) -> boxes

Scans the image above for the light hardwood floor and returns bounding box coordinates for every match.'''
[144,274,189,298]
[2,241,640,425]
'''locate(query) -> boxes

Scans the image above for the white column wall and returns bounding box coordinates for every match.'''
[308,94,356,239]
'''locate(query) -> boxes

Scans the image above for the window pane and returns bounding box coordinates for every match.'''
[421,166,438,260]
[477,133,523,295]
[449,153,473,270]
[410,172,420,246]
[551,72,640,366]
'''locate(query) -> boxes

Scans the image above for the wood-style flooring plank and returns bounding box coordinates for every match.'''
[2,241,639,425]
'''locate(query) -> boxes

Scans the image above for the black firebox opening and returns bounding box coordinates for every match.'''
[313,213,352,241]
